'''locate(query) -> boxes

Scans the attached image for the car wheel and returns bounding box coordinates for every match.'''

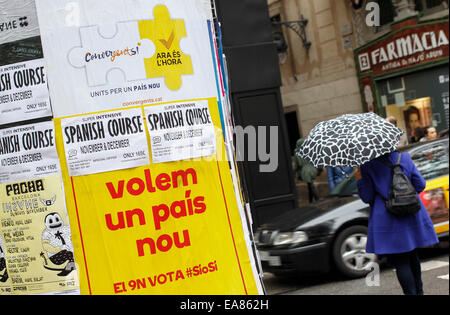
[332,225,377,278]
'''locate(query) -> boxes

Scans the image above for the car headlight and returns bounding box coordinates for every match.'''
[273,231,308,246]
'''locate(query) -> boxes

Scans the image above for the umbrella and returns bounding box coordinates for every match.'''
[297,112,403,168]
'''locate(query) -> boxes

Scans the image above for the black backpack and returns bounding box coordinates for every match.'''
[378,152,422,216]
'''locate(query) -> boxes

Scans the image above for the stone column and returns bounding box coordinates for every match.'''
[392,0,418,21]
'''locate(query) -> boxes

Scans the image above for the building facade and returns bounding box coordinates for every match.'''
[354,1,449,143]
[268,0,449,152]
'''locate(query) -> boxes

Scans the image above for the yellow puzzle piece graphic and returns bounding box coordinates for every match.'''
[139,5,193,91]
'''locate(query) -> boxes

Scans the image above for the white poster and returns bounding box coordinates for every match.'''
[35,0,218,118]
[144,100,216,163]
[61,108,150,176]
[0,59,52,124]
[0,0,41,45]
[0,121,60,184]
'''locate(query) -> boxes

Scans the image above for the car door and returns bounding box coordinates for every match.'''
[409,139,449,237]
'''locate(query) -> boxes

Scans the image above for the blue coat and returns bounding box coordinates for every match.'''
[357,151,438,255]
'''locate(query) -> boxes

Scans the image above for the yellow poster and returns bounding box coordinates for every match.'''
[0,174,79,295]
[0,234,11,294]
[55,98,261,295]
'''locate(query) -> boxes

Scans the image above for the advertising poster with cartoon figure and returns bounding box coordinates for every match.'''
[0,233,12,294]
[0,174,79,295]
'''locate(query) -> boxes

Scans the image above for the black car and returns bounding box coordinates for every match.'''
[254,137,449,278]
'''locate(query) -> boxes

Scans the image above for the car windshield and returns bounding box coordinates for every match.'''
[409,139,449,181]
[329,170,358,197]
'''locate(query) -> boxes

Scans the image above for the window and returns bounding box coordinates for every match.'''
[425,0,444,7]
[377,0,447,27]
[423,0,446,9]
[377,0,396,26]
[415,0,447,13]
[409,140,449,181]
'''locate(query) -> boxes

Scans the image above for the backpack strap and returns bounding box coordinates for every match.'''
[378,152,402,168]
[395,152,402,166]
[375,152,403,203]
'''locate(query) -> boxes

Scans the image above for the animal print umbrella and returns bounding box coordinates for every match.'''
[297,112,403,168]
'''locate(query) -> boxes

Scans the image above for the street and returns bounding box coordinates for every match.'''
[263,244,449,295]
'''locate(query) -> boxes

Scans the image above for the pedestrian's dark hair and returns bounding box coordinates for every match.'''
[424,125,435,136]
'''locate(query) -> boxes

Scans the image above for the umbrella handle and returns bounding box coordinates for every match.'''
[338,167,350,179]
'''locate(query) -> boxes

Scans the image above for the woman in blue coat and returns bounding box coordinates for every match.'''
[355,150,438,295]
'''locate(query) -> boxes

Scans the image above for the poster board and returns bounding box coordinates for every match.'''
[35,0,263,295]
[35,0,219,118]
[0,0,79,294]
[0,0,41,45]
[60,108,150,176]
[0,121,60,184]
[0,174,79,295]
[54,98,261,294]
[0,122,79,295]
[0,0,52,126]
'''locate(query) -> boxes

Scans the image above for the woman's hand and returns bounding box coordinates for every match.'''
[354,167,362,181]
